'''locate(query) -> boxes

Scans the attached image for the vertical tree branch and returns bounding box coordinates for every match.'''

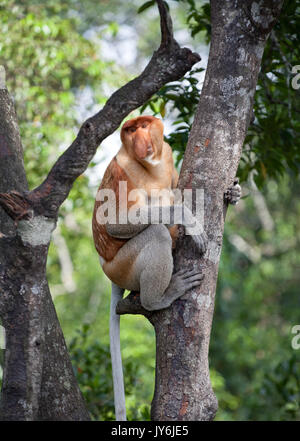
[150,0,284,421]
[0,66,28,234]
[0,69,90,420]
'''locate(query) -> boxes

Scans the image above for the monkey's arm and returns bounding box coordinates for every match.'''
[106,222,148,240]
[106,204,207,254]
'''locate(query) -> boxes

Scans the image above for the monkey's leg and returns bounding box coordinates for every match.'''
[133,225,204,311]
[103,224,172,292]
[107,204,208,253]
[105,224,203,311]
[140,266,204,311]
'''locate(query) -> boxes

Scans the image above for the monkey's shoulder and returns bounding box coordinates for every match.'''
[100,156,133,191]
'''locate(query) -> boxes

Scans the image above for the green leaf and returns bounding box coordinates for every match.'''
[137,0,155,14]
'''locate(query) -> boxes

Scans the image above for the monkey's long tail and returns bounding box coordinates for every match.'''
[110,282,127,421]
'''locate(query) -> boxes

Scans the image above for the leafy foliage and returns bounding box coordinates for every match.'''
[69,324,151,421]
[243,0,300,187]
[212,175,300,420]
[140,68,204,165]
[0,0,123,188]
[139,0,300,186]
[181,0,211,41]
[254,355,300,419]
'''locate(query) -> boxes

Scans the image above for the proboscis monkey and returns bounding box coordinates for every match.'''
[92,116,241,420]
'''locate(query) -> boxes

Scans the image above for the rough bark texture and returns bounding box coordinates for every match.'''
[0,1,201,421]
[0,84,90,421]
[0,84,28,235]
[20,3,200,220]
[149,0,284,421]
[117,0,284,421]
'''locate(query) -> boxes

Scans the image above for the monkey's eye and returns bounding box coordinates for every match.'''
[141,123,148,128]
[129,127,136,133]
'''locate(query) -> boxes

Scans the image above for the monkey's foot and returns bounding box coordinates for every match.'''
[142,267,205,311]
[117,268,204,315]
[165,267,204,299]
[224,178,241,205]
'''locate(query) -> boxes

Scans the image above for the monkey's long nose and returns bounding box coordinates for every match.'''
[133,130,152,159]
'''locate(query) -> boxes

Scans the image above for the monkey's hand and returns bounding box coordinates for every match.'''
[224,178,241,205]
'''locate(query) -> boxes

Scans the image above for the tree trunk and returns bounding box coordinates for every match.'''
[0,1,201,420]
[0,74,90,421]
[149,0,284,421]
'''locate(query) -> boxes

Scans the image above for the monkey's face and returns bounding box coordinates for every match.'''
[121,116,164,164]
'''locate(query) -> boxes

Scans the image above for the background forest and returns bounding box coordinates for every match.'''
[0,0,299,421]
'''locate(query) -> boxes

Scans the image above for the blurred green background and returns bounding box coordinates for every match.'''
[0,0,299,421]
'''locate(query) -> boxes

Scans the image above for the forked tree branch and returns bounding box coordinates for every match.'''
[147,0,284,421]
[157,0,174,46]
[0,0,200,221]
[116,0,286,421]
[0,191,31,221]
[0,1,200,421]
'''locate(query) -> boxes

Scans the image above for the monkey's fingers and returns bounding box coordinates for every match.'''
[181,268,204,280]
[183,269,204,290]
[186,280,203,290]
[225,184,242,205]
[175,268,189,276]
[230,187,241,195]
[224,189,239,197]
[184,273,204,283]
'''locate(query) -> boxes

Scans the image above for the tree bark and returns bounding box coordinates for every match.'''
[0,68,28,235]
[149,0,284,420]
[0,69,90,421]
[0,1,201,420]
[117,0,284,421]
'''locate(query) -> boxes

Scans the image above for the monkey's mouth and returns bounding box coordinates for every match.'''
[133,138,153,160]
[138,146,154,160]
[143,151,160,166]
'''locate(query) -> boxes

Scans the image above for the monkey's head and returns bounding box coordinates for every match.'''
[121,116,164,164]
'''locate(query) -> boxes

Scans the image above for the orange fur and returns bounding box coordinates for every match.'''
[92,158,134,261]
[92,116,178,262]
